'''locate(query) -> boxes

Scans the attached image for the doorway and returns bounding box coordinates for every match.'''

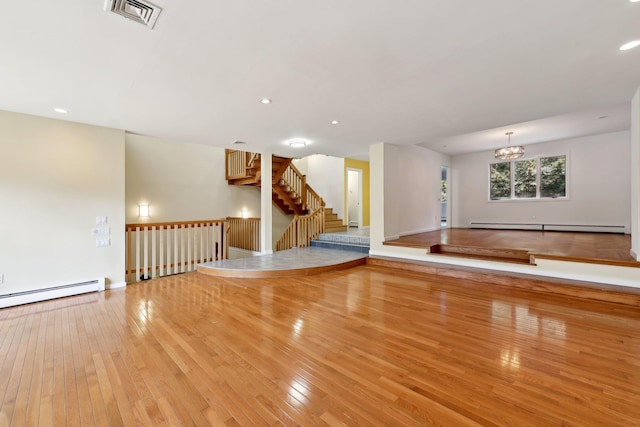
[347,168,363,228]
[441,166,449,228]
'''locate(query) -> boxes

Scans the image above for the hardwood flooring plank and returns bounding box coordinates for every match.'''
[4,307,37,425]
[0,266,639,426]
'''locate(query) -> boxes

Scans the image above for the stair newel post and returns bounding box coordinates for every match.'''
[225,149,229,179]
[301,175,307,211]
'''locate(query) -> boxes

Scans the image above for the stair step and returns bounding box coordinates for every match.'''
[310,240,369,254]
[325,225,348,233]
[429,244,535,265]
[325,219,345,227]
[317,233,370,246]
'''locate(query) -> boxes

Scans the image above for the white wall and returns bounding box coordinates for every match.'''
[305,155,345,220]
[292,157,308,175]
[383,144,451,239]
[126,135,292,250]
[0,110,126,292]
[451,131,631,231]
[370,143,385,252]
[125,134,261,223]
[631,88,639,259]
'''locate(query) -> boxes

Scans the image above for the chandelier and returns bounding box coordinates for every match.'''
[494,131,524,160]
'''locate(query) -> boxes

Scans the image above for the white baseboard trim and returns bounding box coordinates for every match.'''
[631,249,639,261]
[399,226,441,236]
[0,278,103,309]
[106,281,127,290]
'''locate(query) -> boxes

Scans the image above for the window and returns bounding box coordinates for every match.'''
[514,159,537,198]
[540,155,566,198]
[489,155,566,200]
[490,162,511,200]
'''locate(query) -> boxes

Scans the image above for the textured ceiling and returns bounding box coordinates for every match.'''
[0,1,638,159]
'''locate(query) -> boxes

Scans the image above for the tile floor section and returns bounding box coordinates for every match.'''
[199,247,368,272]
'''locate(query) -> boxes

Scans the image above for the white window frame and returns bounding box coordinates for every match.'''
[489,153,569,202]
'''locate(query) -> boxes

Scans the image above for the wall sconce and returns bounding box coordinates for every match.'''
[241,209,249,219]
[138,203,150,218]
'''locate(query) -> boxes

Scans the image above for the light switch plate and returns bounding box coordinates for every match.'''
[91,226,110,236]
[96,238,111,247]
[96,216,107,225]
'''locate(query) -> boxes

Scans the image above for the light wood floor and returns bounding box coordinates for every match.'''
[385,228,636,262]
[1,266,639,426]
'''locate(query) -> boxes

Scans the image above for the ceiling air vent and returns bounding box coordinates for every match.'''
[104,0,162,29]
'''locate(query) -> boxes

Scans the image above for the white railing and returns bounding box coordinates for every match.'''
[126,220,228,283]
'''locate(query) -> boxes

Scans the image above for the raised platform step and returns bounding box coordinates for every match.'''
[367,256,640,307]
[429,244,535,265]
[317,233,370,246]
[312,231,370,253]
[310,240,369,254]
[197,247,367,278]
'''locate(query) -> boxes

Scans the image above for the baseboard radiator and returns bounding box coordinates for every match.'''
[0,278,105,309]
[469,222,626,234]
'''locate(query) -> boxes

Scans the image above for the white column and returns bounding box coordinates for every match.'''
[261,152,273,254]
[631,87,640,260]
[369,143,385,253]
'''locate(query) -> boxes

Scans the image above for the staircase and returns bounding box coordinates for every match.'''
[324,208,347,233]
[226,150,347,249]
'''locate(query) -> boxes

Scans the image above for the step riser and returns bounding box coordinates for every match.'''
[311,240,369,254]
[429,244,534,265]
[317,233,370,246]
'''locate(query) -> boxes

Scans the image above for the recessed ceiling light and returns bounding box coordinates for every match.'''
[630,0,640,3]
[260,98,272,104]
[53,108,68,114]
[232,140,247,145]
[330,120,340,125]
[620,40,640,51]
[288,139,307,148]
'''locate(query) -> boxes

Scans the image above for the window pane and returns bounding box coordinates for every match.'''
[490,162,511,200]
[514,159,537,198]
[540,155,566,198]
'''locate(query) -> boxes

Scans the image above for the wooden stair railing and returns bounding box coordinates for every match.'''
[226,217,261,252]
[225,150,348,248]
[275,207,325,251]
[226,149,326,216]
